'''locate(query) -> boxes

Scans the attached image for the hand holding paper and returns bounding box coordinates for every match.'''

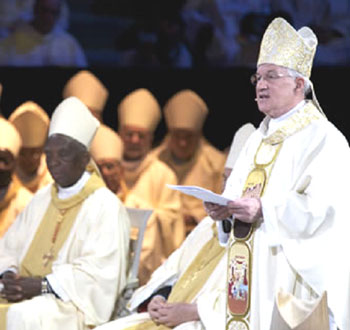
[166,184,231,205]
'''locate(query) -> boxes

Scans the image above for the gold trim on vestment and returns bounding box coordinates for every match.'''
[0,165,105,328]
[226,101,323,330]
[19,171,105,277]
[125,224,225,330]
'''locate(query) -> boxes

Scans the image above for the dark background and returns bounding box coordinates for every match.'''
[0,65,348,151]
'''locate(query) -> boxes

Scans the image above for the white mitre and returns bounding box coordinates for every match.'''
[49,96,100,148]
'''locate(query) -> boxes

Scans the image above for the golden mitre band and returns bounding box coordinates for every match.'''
[257,17,318,78]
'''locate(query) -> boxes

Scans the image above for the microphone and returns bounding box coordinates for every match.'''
[222,219,232,233]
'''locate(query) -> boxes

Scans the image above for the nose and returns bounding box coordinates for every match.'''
[178,138,188,148]
[256,77,268,89]
[130,132,141,144]
[46,154,60,169]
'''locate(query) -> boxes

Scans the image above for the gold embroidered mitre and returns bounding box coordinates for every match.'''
[257,17,318,78]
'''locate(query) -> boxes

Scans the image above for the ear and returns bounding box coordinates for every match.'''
[295,77,305,92]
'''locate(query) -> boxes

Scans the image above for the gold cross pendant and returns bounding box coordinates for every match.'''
[42,247,55,267]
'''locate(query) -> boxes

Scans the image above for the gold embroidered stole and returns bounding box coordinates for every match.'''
[0,176,21,238]
[19,171,105,277]
[0,165,105,329]
[226,102,323,330]
[125,224,225,330]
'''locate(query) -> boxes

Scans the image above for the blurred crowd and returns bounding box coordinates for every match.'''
[0,0,349,68]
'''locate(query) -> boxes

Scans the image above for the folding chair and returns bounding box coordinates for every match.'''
[111,207,152,319]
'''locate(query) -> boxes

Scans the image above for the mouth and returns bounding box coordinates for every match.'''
[49,170,61,179]
[257,94,269,101]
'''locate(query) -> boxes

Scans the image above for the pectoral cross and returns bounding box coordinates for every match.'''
[43,248,55,267]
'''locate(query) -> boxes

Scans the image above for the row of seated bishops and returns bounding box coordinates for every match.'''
[0,69,246,329]
[2,15,350,330]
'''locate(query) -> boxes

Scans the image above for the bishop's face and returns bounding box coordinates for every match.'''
[168,128,200,161]
[0,149,15,188]
[44,134,89,188]
[254,64,304,118]
[119,125,153,161]
[96,158,123,194]
[18,146,43,176]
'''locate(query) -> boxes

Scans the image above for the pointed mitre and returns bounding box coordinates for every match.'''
[9,101,50,148]
[117,88,161,132]
[0,118,22,157]
[225,123,255,169]
[164,89,208,132]
[90,124,124,161]
[49,96,100,148]
[270,289,329,330]
[62,70,109,113]
[257,17,318,78]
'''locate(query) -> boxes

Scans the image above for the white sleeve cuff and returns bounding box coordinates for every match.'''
[46,273,71,302]
[217,220,231,247]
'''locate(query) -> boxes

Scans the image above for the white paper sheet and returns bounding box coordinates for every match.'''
[166,184,231,205]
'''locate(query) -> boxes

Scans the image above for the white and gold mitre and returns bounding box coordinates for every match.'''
[9,101,50,148]
[90,124,124,161]
[117,88,161,132]
[164,89,208,132]
[0,117,22,157]
[257,17,318,78]
[62,70,109,113]
[49,96,100,148]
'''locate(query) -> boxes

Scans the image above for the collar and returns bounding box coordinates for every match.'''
[267,100,306,135]
[57,171,91,200]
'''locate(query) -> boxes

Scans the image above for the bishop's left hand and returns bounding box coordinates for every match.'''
[227,198,262,223]
[1,276,42,302]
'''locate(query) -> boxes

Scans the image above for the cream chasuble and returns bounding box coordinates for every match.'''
[0,176,32,238]
[0,170,105,329]
[152,137,226,233]
[124,224,225,330]
[226,102,323,330]
[123,154,184,285]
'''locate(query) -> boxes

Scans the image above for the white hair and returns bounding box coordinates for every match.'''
[287,68,312,96]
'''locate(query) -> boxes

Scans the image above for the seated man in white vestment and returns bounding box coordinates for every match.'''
[0,96,131,330]
[205,17,350,330]
[93,123,255,330]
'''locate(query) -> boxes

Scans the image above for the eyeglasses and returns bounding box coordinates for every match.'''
[250,71,292,86]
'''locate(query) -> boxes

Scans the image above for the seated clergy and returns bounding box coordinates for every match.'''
[151,89,227,235]
[0,118,33,238]
[91,122,253,330]
[0,96,130,330]
[117,88,184,286]
[9,100,53,193]
[90,123,128,201]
